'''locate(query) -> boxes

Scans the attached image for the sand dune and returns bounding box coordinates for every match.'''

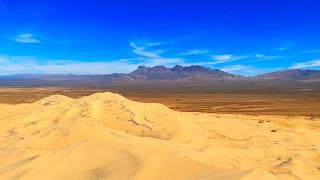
[0,92,319,180]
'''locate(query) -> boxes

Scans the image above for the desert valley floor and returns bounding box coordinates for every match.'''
[0,86,319,117]
[0,91,319,180]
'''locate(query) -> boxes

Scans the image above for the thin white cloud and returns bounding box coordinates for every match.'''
[142,35,191,47]
[14,33,41,43]
[0,55,142,75]
[213,54,233,61]
[30,61,137,74]
[220,64,283,76]
[129,41,185,66]
[274,42,295,52]
[220,64,257,76]
[179,49,209,56]
[275,47,289,52]
[255,54,282,61]
[130,42,162,58]
[211,54,249,64]
[290,59,320,69]
[144,42,166,46]
[221,64,254,72]
[0,38,188,75]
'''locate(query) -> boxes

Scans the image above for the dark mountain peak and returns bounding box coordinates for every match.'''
[133,65,210,73]
[152,65,167,69]
[172,65,183,69]
[182,65,215,73]
[186,65,208,70]
[136,65,149,71]
[131,65,149,74]
[172,65,185,72]
[151,65,169,71]
[137,65,148,69]
[134,65,169,72]
[128,65,237,81]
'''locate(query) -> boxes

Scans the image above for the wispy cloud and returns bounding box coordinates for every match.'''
[314,50,320,53]
[255,54,282,61]
[290,59,320,69]
[275,42,295,52]
[130,42,161,58]
[211,54,249,64]
[275,47,289,52]
[179,49,209,56]
[0,38,187,75]
[220,64,283,76]
[13,33,41,43]
[129,41,185,66]
[220,64,258,76]
[0,55,142,75]
[130,42,163,58]
[142,35,191,47]
[221,64,254,72]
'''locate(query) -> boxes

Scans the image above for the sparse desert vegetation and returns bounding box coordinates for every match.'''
[0,84,319,117]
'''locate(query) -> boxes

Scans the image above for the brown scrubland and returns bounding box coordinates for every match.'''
[0,86,319,117]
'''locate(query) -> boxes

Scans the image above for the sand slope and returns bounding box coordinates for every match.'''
[0,92,319,180]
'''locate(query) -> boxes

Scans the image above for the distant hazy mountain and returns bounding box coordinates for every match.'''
[0,66,319,87]
[127,65,239,81]
[0,65,240,86]
[255,69,320,80]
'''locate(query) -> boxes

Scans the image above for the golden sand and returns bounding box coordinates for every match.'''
[0,92,319,179]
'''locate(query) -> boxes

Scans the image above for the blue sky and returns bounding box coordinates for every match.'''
[0,0,320,76]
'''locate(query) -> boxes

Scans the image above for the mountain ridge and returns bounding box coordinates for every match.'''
[0,65,319,87]
[254,69,320,80]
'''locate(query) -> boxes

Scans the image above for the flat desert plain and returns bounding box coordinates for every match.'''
[0,85,319,117]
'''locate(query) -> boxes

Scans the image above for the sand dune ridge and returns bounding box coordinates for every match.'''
[0,92,319,179]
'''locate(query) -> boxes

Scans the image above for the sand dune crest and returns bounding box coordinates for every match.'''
[0,92,319,179]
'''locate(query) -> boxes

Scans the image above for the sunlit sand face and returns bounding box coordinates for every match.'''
[0,92,319,179]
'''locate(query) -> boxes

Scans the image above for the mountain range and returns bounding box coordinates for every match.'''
[254,69,320,80]
[0,65,319,87]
